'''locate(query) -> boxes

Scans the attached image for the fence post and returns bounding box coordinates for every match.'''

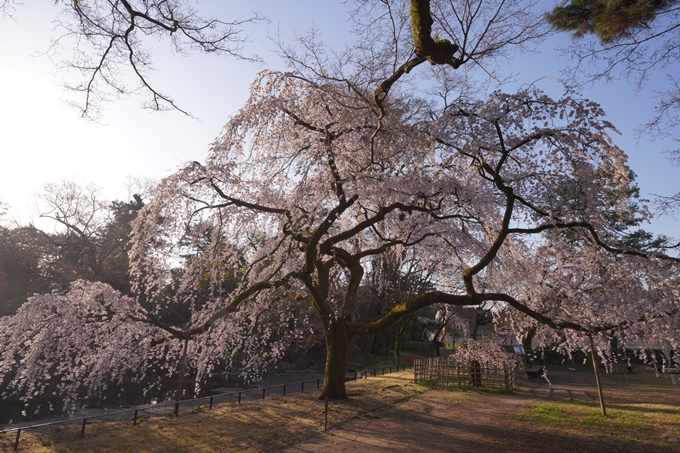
[317,378,320,389]
[262,388,266,400]
[238,392,241,404]
[301,381,304,392]
[209,396,214,409]
[13,429,20,451]
[174,402,180,417]
[324,397,329,433]
[283,384,286,396]
[133,409,138,426]
[504,364,509,391]
[81,419,87,437]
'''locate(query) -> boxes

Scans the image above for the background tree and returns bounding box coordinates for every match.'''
[33,180,145,294]
[355,247,438,359]
[0,180,153,317]
[547,0,677,43]
[0,225,52,316]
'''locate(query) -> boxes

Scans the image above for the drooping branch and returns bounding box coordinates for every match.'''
[146,270,298,345]
[206,177,290,215]
[508,222,680,262]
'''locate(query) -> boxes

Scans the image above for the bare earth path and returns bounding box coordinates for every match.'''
[2,366,678,452]
[283,367,680,453]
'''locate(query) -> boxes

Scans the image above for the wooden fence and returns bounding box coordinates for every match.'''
[413,357,515,391]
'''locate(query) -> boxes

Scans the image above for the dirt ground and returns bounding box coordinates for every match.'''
[283,366,680,453]
[2,365,678,452]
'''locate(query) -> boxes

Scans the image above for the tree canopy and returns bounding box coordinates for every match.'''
[0,0,679,411]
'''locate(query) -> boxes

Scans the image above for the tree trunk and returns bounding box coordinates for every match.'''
[394,314,412,367]
[521,326,536,367]
[176,339,189,402]
[319,317,353,400]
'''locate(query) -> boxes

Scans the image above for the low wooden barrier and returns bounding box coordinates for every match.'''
[413,357,515,391]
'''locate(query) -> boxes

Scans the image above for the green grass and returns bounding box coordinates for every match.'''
[515,399,680,449]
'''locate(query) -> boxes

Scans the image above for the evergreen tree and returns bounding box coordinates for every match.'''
[546,0,677,43]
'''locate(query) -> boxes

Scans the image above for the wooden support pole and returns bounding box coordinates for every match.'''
[589,333,607,417]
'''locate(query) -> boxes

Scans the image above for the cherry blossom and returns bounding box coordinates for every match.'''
[1,1,677,408]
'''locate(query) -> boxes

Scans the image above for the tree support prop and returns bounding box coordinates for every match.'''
[589,333,607,417]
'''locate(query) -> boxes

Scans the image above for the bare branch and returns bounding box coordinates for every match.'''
[46,0,265,119]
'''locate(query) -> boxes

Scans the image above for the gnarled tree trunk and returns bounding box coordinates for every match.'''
[319,317,353,400]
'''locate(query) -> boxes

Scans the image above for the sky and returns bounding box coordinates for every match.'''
[0,1,677,238]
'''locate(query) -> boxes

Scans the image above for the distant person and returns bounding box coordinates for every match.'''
[568,350,576,371]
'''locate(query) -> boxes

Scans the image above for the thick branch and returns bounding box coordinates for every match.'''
[350,291,473,335]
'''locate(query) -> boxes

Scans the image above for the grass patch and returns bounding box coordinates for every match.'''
[513,399,680,450]
[526,403,566,420]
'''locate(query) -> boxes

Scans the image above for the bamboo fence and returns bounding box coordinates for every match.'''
[413,356,515,391]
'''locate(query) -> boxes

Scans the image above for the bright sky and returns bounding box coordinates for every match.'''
[0,1,677,238]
